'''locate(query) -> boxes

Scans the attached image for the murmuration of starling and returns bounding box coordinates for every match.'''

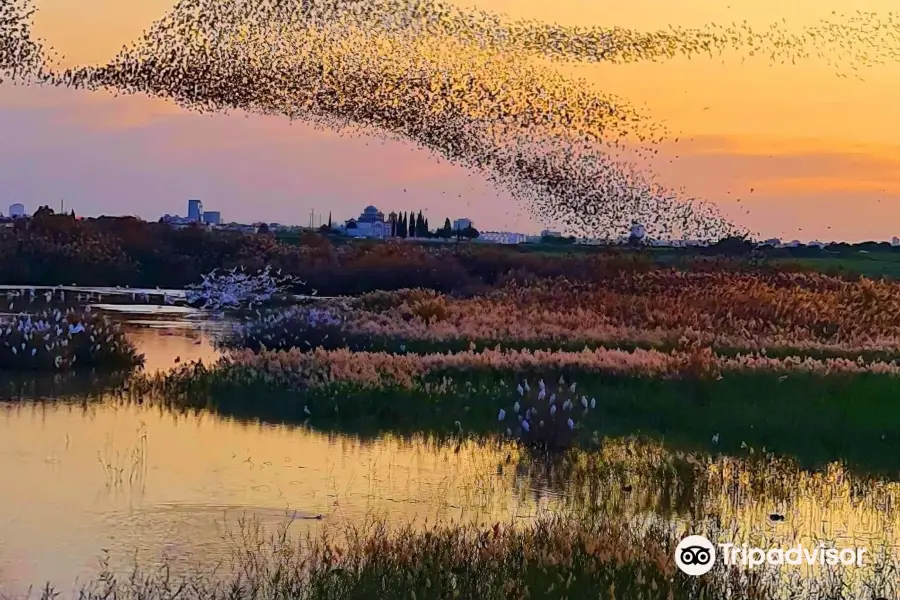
[2,0,898,239]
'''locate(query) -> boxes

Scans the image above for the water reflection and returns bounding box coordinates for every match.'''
[0,400,535,597]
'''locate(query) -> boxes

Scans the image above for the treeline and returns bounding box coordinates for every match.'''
[0,210,870,293]
[336,209,479,239]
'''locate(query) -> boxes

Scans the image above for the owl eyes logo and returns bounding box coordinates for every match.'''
[680,545,712,565]
[675,535,717,576]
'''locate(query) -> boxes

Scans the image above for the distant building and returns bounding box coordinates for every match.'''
[478,231,527,244]
[203,211,221,225]
[343,205,389,239]
[187,199,203,222]
[629,222,646,241]
[540,229,561,238]
[892,236,899,246]
[8,203,25,218]
[453,218,473,232]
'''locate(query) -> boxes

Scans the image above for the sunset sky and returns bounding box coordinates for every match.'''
[1,0,899,241]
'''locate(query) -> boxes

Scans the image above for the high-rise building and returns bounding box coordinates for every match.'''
[202,211,221,225]
[187,199,203,222]
[8,203,25,218]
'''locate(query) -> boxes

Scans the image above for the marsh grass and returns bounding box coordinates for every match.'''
[22,513,764,600]
[0,308,144,372]
[20,508,900,600]
[97,423,148,489]
[132,367,900,476]
[218,313,900,364]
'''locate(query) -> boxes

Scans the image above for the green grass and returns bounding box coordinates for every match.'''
[135,368,900,477]
[789,256,900,279]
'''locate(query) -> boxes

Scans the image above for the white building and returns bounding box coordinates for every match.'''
[453,218,473,232]
[8,203,25,218]
[344,205,389,239]
[477,231,527,244]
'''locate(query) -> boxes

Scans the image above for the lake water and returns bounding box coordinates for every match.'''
[1,288,900,597]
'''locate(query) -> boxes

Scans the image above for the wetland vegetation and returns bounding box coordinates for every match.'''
[4,230,900,598]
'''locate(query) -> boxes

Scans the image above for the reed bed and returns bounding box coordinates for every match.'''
[157,346,900,393]
[0,308,144,371]
[219,272,900,360]
[25,506,899,600]
[342,274,900,355]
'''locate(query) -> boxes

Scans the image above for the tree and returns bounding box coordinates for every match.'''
[390,214,397,237]
[542,235,574,245]
[32,205,55,221]
[256,223,270,234]
[710,234,753,256]
[408,210,416,238]
[415,211,426,237]
[398,213,406,238]
[461,225,479,239]
[327,212,332,230]
[437,218,452,239]
[424,217,430,237]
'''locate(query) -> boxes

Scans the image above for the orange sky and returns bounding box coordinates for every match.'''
[1,0,899,241]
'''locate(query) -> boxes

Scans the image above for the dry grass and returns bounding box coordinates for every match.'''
[339,273,900,355]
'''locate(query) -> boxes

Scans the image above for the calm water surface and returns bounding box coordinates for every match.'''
[0,293,547,595]
[1,291,900,596]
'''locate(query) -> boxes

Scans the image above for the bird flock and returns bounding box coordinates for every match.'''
[185,265,303,310]
[498,376,595,449]
[3,0,900,238]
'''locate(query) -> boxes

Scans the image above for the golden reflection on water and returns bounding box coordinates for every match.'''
[123,325,221,373]
[2,391,900,595]
[0,400,537,596]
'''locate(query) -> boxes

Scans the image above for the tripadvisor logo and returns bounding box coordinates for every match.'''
[675,535,717,576]
[675,535,868,576]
